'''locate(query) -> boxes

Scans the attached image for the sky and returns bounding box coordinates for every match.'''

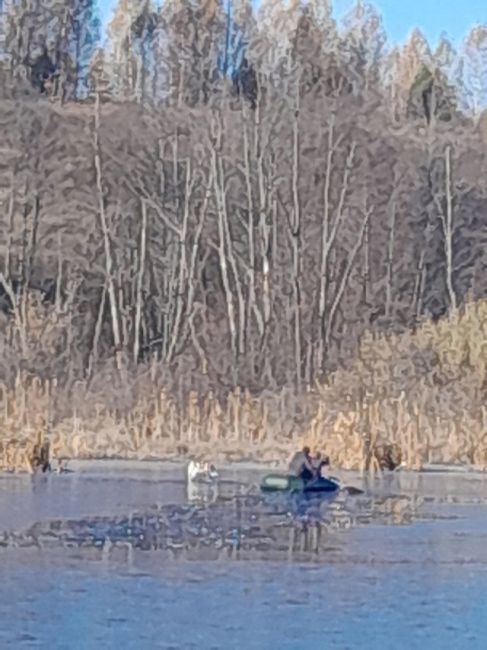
[100,0,487,49]
[333,0,486,47]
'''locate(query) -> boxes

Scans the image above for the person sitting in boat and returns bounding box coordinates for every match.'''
[288,446,315,483]
[313,452,330,478]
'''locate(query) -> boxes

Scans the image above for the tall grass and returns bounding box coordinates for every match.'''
[2,300,487,472]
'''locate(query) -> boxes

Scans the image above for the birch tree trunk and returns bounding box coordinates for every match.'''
[290,105,302,391]
[325,204,373,351]
[385,198,396,321]
[4,172,15,282]
[210,112,246,362]
[93,91,124,373]
[317,135,355,369]
[254,98,272,335]
[167,158,193,362]
[133,199,148,364]
[439,144,457,312]
[242,109,264,340]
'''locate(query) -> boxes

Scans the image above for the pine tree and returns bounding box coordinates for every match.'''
[407,63,457,124]
[385,28,431,119]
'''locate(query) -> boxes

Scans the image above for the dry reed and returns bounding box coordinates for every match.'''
[2,300,487,473]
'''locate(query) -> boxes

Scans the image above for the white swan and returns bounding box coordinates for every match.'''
[187,460,219,483]
[187,460,202,482]
[207,464,219,481]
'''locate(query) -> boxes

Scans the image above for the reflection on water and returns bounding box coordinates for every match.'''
[0,477,448,563]
[2,467,487,648]
[186,480,219,505]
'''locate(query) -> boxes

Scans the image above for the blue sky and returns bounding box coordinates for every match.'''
[333,0,486,47]
[100,0,486,48]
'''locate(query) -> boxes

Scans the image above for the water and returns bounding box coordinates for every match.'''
[1,463,487,649]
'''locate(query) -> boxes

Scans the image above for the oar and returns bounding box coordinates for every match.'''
[328,475,364,496]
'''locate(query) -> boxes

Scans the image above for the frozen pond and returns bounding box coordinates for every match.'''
[1,462,487,649]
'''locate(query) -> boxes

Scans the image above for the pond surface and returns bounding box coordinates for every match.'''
[1,463,487,649]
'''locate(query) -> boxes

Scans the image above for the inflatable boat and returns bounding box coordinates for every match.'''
[260,474,340,495]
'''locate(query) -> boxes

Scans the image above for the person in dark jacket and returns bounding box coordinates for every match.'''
[312,452,330,478]
[288,446,315,482]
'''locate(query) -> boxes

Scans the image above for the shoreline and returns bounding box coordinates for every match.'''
[2,451,487,478]
[56,457,287,475]
[43,457,487,477]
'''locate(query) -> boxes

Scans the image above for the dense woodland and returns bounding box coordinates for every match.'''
[1,0,487,466]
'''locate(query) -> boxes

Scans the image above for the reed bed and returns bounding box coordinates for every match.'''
[2,300,487,473]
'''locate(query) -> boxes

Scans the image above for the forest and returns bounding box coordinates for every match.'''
[1,0,487,469]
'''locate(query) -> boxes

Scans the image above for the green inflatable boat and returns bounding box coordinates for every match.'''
[260,474,340,494]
